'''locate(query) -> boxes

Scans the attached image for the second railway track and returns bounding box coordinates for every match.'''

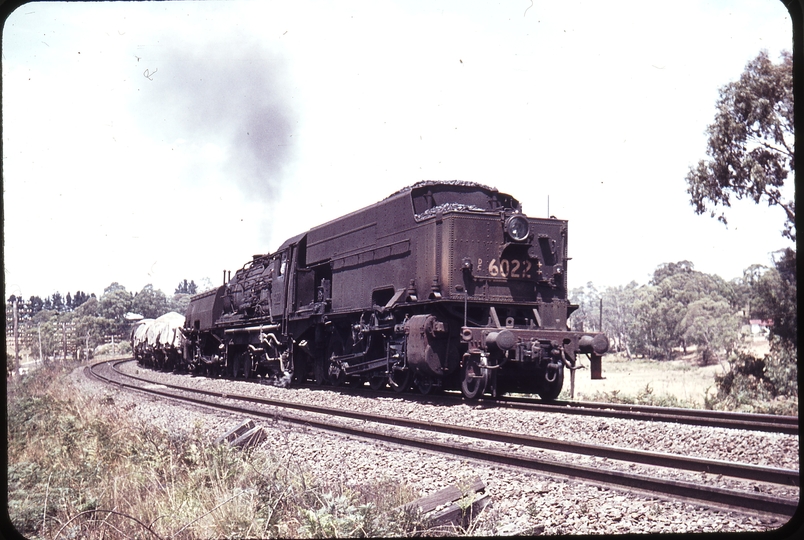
[88,358,800,519]
[322,385,799,435]
[487,395,799,435]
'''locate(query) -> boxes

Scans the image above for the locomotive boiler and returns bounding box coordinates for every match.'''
[181,181,608,399]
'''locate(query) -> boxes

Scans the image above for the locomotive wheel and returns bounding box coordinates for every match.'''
[293,354,308,385]
[244,354,252,378]
[314,359,327,386]
[538,363,565,401]
[369,376,387,391]
[461,357,488,399]
[389,366,411,393]
[330,369,346,387]
[233,352,251,379]
[326,332,346,387]
[415,376,435,395]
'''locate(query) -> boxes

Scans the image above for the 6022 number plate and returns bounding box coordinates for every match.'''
[487,258,532,279]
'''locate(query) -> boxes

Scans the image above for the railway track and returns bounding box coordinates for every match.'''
[322,386,799,435]
[87,358,799,518]
[489,396,800,435]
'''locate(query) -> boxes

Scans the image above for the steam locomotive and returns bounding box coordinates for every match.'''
[179,181,608,399]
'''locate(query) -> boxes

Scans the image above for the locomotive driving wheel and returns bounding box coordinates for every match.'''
[369,375,387,390]
[389,364,411,393]
[233,351,252,379]
[415,375,436,395]
[353,312,375,356]
[461,355,488,399]
[292,352,308,385]
[314,358,327,386]
[326,331,347,386]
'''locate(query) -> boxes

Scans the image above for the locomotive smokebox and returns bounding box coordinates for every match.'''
[485,329,517,351]
[578,333,610,356]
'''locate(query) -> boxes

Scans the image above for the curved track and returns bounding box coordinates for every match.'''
[87,358,799,518]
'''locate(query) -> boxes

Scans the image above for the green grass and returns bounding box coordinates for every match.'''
[563,383,701,409]
[6,364,433,539]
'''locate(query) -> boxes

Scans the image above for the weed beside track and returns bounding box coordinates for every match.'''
[6,364,429,539]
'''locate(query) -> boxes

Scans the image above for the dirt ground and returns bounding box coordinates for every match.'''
[569,340,771,406]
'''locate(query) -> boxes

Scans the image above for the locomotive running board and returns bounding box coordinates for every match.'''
[223,324,281,334]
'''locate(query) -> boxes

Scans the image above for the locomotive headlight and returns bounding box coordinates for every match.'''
[505,215,530,242]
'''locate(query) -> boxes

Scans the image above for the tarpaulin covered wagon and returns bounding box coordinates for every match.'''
[131,312,186,370]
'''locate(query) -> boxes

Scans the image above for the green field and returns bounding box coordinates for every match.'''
[569,341,774,408]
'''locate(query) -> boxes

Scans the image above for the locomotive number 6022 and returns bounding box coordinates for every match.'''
[488,258,533,279]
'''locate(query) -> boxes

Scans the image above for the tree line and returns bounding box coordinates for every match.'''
[570,253,796,362]
[6,280,201,370]
[570,250,796,403]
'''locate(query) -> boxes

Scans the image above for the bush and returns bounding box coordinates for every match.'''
[93,340,131,357]
[707,338,798,414]
[580,385,699,409]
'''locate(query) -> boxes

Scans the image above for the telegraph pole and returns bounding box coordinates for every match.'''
[38,323,44,364]
[12,296,20,378]
[599,298,603,331]
[62,322,67,363]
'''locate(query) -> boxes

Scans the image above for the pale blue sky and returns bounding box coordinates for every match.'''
[3,0,794,300]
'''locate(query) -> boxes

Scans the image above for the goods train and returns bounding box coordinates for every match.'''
[131,312,185,370]
[135,181,609,399]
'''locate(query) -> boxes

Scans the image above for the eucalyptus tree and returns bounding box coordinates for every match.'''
[132,284,170,320]
[685,50,794,240]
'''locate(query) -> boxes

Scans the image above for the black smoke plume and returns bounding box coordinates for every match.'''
[133,35,297,216]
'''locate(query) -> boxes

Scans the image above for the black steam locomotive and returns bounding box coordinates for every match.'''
[181,181,608,399]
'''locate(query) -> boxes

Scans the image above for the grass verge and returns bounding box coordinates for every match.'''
[568,383,701,409]
[6,364,433,538]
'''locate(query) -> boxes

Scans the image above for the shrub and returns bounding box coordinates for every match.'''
[6,363,434,539]
[707,338,798,414]
[580,385,698,409]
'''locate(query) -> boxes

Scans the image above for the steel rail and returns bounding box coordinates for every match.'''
[87,359,800,518]
[331,386,798,435]
[252,367,799,434]
[107,353,799,434]
[105,360,799,487]
[488,396,799,435]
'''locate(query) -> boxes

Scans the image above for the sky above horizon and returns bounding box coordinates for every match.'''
[3,0,795,301]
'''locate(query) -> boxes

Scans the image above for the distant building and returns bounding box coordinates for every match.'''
[748,319,772,340]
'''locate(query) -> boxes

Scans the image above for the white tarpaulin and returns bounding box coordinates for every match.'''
[153,312,186,348]
[135,313,185,349]
[131,318,155,348]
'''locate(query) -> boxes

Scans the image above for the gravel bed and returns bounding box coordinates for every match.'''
[116,361,800,471]
[105,361,800,500]
[72,362,798,535]
[214,401,801,501]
